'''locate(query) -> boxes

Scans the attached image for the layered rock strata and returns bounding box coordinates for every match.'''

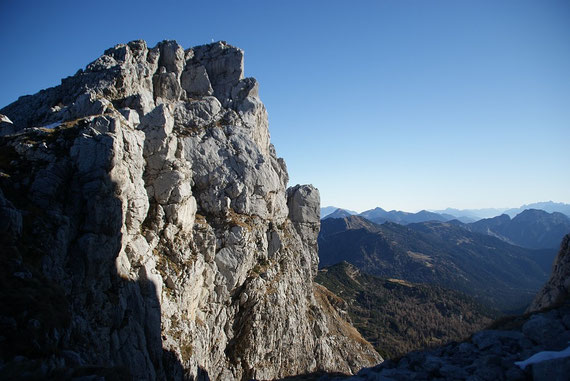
[0,40,379,380]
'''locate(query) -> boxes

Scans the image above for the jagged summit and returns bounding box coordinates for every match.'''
[2,40,270,156]
[0,40,379,380]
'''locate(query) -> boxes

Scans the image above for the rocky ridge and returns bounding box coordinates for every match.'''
[0,40,379,380]
[466,210,570,250]
[318,216,553,311]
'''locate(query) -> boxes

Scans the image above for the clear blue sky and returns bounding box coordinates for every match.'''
[1,0,569,212]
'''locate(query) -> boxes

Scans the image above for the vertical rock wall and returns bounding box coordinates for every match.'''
[0,40,379,380]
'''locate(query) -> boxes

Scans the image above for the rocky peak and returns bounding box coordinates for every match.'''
[192,41,245,103]
[2,39,269,157]
[0,40,379,380]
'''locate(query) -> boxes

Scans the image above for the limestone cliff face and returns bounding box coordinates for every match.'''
[528,234,570,313]
[0,40,380,380]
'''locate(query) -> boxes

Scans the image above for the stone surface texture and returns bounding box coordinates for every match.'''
[0,40,379,380]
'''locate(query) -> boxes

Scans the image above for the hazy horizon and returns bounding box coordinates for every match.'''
[322,200,570,215]
[1,1,568,212]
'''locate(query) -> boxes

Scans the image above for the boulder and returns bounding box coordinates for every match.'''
[287,184,321,224]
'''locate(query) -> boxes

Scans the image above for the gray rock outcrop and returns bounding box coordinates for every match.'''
[0,40,380,380]
[528,234,570,312]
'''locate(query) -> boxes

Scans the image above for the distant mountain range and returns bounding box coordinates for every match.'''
[359,207,474,224]
[434,201,570,220]
[503,201,570,218]
[432,207,507,221]
[462,209,570,249]
[325,207,570,251]
[315,262,497,358]
[322,206,474,224]
[321,206,358,218]
[321,201,570,223]
[318,216,557,311]
[323,208,358,220]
